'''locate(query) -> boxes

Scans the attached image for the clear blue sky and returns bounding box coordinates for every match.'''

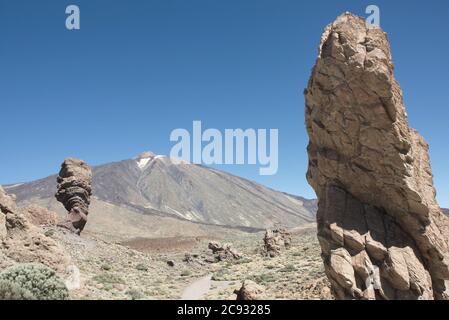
[1,0,448,207]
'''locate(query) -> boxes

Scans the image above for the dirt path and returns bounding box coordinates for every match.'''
[180,274,234,300]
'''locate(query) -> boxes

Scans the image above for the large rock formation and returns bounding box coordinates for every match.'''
[55,158,92,235]
[0,186,71,273]
[305,13,449,299]
[263,228,292,257]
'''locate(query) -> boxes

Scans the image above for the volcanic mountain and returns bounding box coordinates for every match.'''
[4,152,316,239]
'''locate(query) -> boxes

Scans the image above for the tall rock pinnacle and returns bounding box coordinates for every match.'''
[55,158,92,235]
[305,13,449,299]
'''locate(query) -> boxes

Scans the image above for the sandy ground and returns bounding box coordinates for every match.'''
[181,274,234,300]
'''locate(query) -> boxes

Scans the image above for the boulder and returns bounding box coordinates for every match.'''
[234,280,266,300]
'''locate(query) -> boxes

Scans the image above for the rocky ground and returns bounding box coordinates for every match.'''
[42,224,329,300]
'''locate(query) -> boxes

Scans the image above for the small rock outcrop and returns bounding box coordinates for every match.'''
[55,158,92,235]
[305,13,449,299]
[21,205,58,227]
[0,186,71,273]
[263,228,292,257]
[234,280,267,300]
[208,241,242,261]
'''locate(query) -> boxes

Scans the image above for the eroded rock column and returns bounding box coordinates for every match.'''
[305,13,449,299]
[55,158,92,235]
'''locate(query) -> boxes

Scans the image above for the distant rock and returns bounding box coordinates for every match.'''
[443,208,449,217]
[208,241,242,261]
[305,13,449,299]
[166,260,175,267]
[263,228,292,257]
[234,280,266,300]
[55,158,92,235]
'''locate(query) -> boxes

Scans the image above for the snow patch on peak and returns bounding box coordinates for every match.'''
[137,157,151,169]
[136,151,156,159]
[134,151,190,169]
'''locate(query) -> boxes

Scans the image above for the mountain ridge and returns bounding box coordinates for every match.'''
[4,152,316,236]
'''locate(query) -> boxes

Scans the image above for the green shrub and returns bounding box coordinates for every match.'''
[0,263,68,300]
[44,230,55,237]
[135,263,148,272]
[0,280,36,300]
[101,264,112,271]
[92,273,124,285]
[250,273,276,284]
[233,258,252,265]
[279,264,297,273]
[180,270,192,277]
[126,288,146,300]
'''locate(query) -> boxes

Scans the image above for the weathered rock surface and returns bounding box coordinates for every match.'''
[305,13,449,299]
[263,228,292,257]
[55,158,92,235]
[208,241,242,261]
[0,186,71,273]
[21,205,58,227]
[234,280,266,300]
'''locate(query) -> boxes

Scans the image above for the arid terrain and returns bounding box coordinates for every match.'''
[43,224,329,300]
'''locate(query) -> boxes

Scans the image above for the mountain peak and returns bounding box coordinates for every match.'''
[136,151,156,159]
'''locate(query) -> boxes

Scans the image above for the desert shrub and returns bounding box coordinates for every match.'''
[92,273,124,285]
[44,229,55,237]
[250,273,276,284]
[101,264,112,271]
[135,263,148,272]
[0,280,36,300]
[180,270,192,277]
[279,264,297,273]
[211,268,229,281]
[126,288,146,300]
[0,263,68,300]
[233,258,252,265]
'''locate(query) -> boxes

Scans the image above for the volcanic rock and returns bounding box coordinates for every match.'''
[0,186,71,273]
[263,228,292,257]
[305,13,449,299]
[234,280,267,300]
[21,205,58,227]
[208,241,242,261]
[55,158,92,235]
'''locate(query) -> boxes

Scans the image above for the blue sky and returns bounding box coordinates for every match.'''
[1,0,448,207]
